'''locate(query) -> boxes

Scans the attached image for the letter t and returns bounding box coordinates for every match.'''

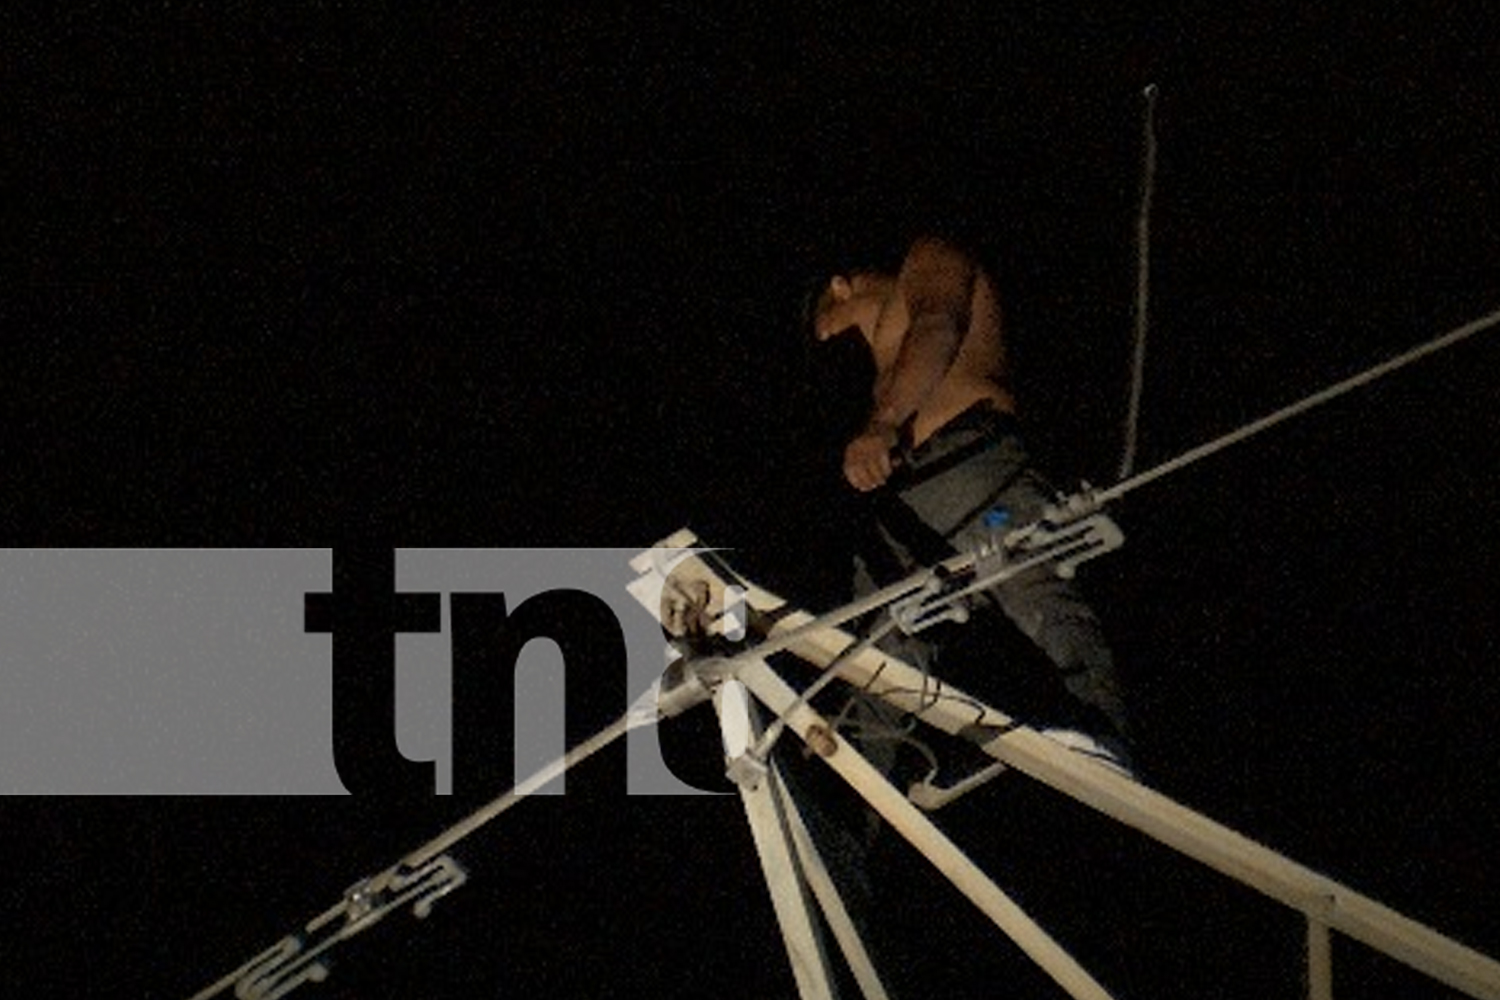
[305,547,442,797]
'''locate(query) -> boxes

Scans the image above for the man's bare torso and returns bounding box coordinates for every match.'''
[868,268,1016,447]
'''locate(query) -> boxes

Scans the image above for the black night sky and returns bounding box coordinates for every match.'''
[7,4,1500,998]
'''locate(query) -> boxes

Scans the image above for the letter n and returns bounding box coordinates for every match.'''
[449,589,627,798]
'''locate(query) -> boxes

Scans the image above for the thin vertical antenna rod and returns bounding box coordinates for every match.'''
[1118,83,1160,482]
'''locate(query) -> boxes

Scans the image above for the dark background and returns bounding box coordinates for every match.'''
[6,4,1499,998]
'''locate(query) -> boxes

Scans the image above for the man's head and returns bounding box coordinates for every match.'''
[808,270,892,344]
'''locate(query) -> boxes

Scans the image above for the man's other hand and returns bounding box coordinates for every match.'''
[843,423,901,492]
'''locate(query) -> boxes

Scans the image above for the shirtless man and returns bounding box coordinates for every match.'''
[812,237,1014,483]
[810,236,1132,768]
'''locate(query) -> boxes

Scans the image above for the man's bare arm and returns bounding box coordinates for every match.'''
[844,238,977,491]
[870,237,976,430]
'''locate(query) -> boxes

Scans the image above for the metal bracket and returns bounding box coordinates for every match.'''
[907,761,1010,811]
[889,570,972,635]
[891,493,1126,637]
[229,855,467,1000]
[992,508,1125,581]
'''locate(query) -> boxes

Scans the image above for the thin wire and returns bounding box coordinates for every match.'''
[1100,305,1500,505]
[750,615,901,759]
[1118,83,1160,483]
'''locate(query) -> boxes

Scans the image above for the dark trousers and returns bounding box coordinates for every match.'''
[852,404,1130,745]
